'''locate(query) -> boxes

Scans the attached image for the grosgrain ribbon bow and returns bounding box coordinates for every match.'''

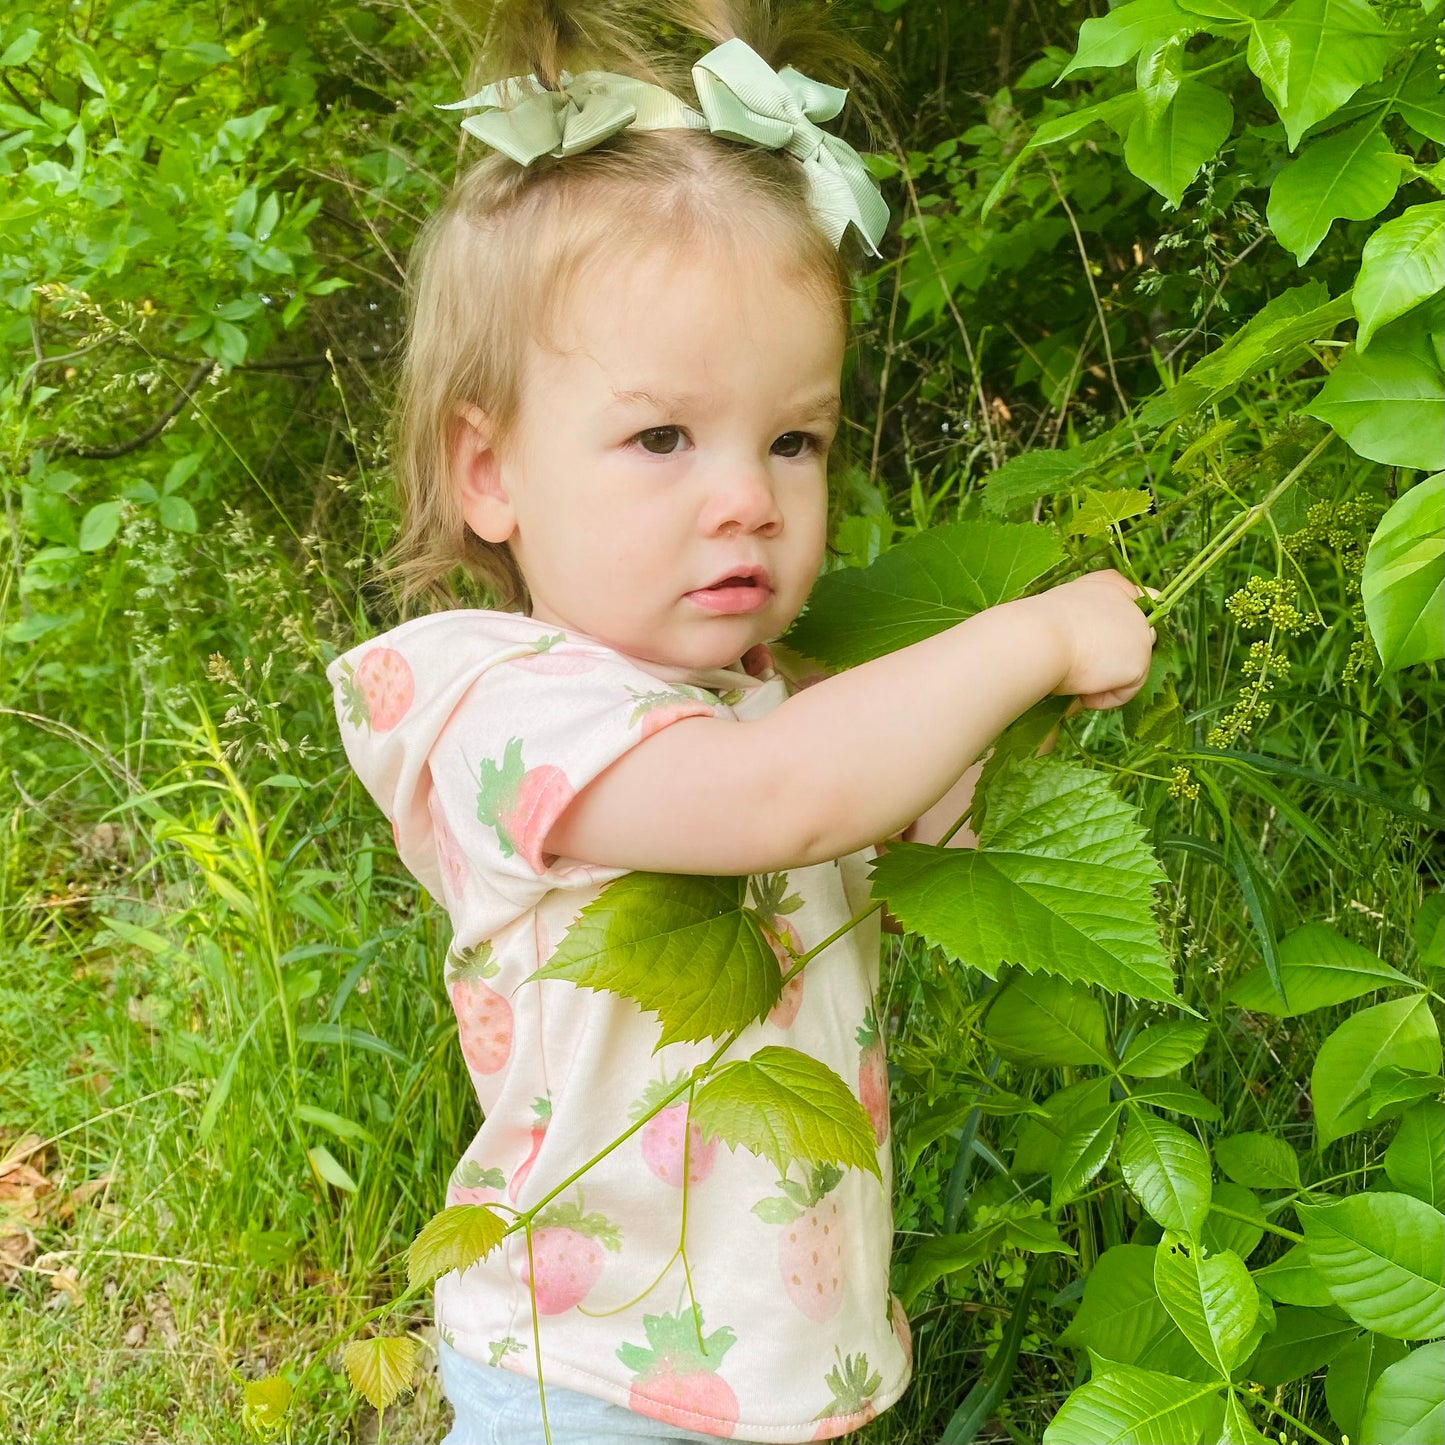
[691,38,889,256]
[438,70,705,166]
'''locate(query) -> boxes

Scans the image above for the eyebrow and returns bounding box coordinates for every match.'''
[609,389,841,425]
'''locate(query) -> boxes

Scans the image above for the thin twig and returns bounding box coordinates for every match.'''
[52,360,216,460]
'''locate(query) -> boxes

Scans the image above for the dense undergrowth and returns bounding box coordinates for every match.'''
[2,0,1441,1441]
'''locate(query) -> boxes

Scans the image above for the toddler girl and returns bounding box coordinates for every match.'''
[329,3,1156,1441]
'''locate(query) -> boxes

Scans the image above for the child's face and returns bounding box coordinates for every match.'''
[456,240,844,671]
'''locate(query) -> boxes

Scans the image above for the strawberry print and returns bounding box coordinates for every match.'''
[338,647,413,733]
[630,1076,717,1188]
[890,1293,913,1371]
[857,1008,890,1146]
[448,1158,506,1206]
[627,685,718,740]
[509,632,598,674]
[749,872,806,1028]
[509,1095,551,1203]
[487,1336,525,1368]
[810,1351,883,1440]
[754,1165,847,1323]
[428,790,469,900]
[446,943,514,1075]
[617,1307,740,1437]
[518,1197,621,1314]
[474,737,575,874]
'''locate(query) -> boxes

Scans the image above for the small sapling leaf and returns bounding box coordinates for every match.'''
[407,1204,507,1289]
[342,1336,419,1411]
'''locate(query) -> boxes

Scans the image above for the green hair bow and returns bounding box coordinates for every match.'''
[440,37,889,257]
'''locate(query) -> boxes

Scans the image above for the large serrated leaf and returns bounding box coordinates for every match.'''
[871,758,1175,1002]
[780,520,1063,669]
[1228,921,1415,1016]
[981,430,1135,516]
[1155,1233,1258,1377]
[1361,471,1444,674]
[407,1203,507,1288]
[1120,1112,1212,1237]
[1298,1193,1445,1339]
[691,1046,881,1181]
[1360,1340,1445,1444]
[1311,995,1440,1147]
[342,1336,419,1411]
[1041,1361,1223,1444]
[533,873,780,1046]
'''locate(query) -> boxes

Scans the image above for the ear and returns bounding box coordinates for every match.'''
[451,404,517,545]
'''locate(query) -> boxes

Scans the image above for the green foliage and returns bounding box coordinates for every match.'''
[1361,471,1445,671]
[406,1204,506,1289]
[340,1337,418,1412]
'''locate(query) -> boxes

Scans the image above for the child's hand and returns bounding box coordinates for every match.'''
[1036,569,1158,711]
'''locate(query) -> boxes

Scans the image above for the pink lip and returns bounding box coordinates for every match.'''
[685,582,772,614]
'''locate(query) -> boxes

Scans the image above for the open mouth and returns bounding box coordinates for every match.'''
[704,576,759,590]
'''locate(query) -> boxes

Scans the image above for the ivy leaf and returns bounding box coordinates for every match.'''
[1124,81,1234,206]
[1214,1133,1302,1191]
[1154,1232,1258,1376]
[690,1046,881,1181]
[407,1204,507,1288]
[533,873,780,1047]
[1361,471,1444,673]
[1040,1361,1223,1444]
[780,520,1063,669]
[342,1336,419,1411]
[1248,0,1393,149]
[1119,1111,1212,1237]
[871,758,1176,1002]
[1266,120,1400,264]
[1119,1022,1209,1078]
[1065,486,1155,537]
[1325,1331,1410,1442]
[1386,1102,1444,1209]
[1305,310,1445,472]
[1358,1340,1444,1445]
[1227,921,1416,1016]
[1311,995,1440,1147]
[1355,204,1445,349]
[1297,1193,1445,1339]
[1062,0,1196,74]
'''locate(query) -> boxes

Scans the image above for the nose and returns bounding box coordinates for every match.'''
[703,456,783,537]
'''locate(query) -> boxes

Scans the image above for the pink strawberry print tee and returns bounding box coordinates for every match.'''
[328,611,910,1443]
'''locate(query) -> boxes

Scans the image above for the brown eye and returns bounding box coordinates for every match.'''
[637,426,687,455]
[772,431,818,458]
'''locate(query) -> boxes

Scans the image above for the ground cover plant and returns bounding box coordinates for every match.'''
[1,0,1440,1441]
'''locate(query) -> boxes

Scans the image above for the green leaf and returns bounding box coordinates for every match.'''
[1248,0,1393,149]
[407,1204,507,1288]
[1266,120,1401,265]
[1041,1362,1223,1444]
[296,1104,374,1146]
[1297,1192,1445,1339]
[1203,1184,1266,1261]
[1066,486,1156,537]
[0,29,40,66]
[533,873,780,1047]
[1305,313,1445,472]
[77,501,122,552]
[1246,1306,1360,1387]
[1311,995,1441,1147]
[1059,1245,1178,1366]
[1215,1391,1271,1444]
[1386,1102,1444,1209]
[1228,921,1416,1016]
[896,1224,1005,1309]
[306,1144,356,1193]
[781,520,1063,669]
[1052,1103,1126,1207]
[1254,1243,1336,1308]
[1140,282,1354,426]
[981,430,1134,515]
[1368,1067,1443,1121]
[1125,81,1234,207]
[691,1046,881,1181]
[1120,1022,1209,1078]
[1126,1082,1223,1123]
[1155,1232,1258,1376]
[1214,1133,1302,1191]
[242,1375,293,1434]
[342,1336,418,1411]
[1120,1112,1212,1238]
[1359,1340,1445,1445]
[1326,1331,1410,1441]
[1062,0,1196,74]
[982,95,1141,216]
[1013,1078,1114,1174]
[1361,471,1444,673]
[871,759,1175,1002]
[985,970,1113,1068]
[157,494,198,533]
[1356,204,1445,350]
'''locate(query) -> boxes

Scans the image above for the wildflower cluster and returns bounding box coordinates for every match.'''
[1282,498,1383,571]
[1224,576,1321,635]
[1168,764,1201,801]
[1209,639,1295,749]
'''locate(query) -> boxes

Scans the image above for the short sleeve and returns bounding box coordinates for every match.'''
[423,637,724,925]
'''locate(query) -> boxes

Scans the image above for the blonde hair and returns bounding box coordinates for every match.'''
[385,0,888,613]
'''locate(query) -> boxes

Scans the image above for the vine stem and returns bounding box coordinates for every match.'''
[1144,435,1333,626]
[1208,1201,1304,1244]
[1250,1388,1336,1445]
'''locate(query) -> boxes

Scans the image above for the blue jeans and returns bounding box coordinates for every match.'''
[438,1341,722,1445]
